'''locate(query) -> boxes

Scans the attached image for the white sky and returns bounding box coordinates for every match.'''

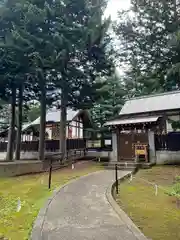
[104,0,131,75]
[105,0,131,20]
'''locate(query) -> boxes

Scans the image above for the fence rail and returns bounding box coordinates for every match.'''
[155,132,180,151]
[0,138,112,152]
[0,139,87,152]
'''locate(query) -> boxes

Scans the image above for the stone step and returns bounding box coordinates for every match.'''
[107,161,153,170]
[106,165,137,171]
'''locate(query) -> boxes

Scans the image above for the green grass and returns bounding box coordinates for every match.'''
[0,162,103,240]
[116,166,180,240]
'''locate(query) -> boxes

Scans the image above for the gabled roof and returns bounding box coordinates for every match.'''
[22,109,89,132]
[30,109,79,126]
[120,91,180,116]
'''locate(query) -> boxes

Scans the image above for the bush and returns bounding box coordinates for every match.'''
[175,175,180,182]
[167,182,180,198]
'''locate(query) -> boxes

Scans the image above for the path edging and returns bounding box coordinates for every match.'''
[106,172,149,240]
[30,170,105,240]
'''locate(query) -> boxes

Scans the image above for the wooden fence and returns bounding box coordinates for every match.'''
[0,139,86,152]
[0,138,112,152]
[155,132,180,151]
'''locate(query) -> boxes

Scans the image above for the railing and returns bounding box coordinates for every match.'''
[0,138,112,152]
[67,139,86,150]
[155,132,180,151]
[0,142,8,152]
[0,139,87,152]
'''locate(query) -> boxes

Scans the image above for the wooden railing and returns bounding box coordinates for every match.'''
[0,139,86,152]
[0,138,112,152]
[155,132,180,151]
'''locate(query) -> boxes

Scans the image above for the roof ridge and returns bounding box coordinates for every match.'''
[128,90,180,101]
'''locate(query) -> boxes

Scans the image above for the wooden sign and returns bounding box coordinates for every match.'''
[135,145,146,155]
[134,144,148,162]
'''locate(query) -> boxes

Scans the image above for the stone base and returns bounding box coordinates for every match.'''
[0,161,44,177]
[156,151,180,165]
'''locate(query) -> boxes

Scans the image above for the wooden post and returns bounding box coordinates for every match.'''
[48,159,53,189]
[115,164,118,194]
[116,127,120,162]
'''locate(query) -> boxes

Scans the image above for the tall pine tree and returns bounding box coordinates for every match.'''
[114,0,180,93]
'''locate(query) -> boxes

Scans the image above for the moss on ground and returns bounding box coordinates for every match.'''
[116,166,180,240]
[0,161,103,240]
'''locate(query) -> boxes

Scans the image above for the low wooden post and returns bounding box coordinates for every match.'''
[67,150,68,161]
[115,164,118,194]
[48,159,53,189]
[84,148,86,157]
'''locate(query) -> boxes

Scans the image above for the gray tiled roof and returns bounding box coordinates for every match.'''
[104,116,160,126]
[120,91,180,116]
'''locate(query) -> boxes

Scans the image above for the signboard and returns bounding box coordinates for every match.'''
[134,144,148,162]
[87,140,101,148]
[105,139,111,145]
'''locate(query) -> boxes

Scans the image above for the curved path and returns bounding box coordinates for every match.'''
[32,170,141,240]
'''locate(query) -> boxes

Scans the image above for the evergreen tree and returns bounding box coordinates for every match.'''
[48,0,113,160]
[0,0,113,161]
[91,72,126,128]
[114,0,180,93]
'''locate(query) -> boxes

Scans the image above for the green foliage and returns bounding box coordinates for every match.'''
[91,72,126,127]
[167,183,180,198]
[171,120,180,131]
[175,175,180,182]
[166,175,180,198]
[23,103,41,122]
[167,118,180,131]
[0,0,113,159]
[0,0,113,108]
[114,0,180,94]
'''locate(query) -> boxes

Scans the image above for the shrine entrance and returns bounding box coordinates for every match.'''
[118,132,148,161]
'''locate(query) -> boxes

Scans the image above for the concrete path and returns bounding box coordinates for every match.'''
[32,170,141,240]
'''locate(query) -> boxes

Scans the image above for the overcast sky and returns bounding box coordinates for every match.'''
[104,0,131,75]
[105,0,131,20]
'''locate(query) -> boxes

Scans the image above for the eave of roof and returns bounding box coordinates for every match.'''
[104,116,160,127]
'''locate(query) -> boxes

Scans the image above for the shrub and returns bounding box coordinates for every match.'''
[175,175,180,182]
[167,183,180,198]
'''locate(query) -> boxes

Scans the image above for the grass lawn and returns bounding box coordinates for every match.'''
[0,161,103,240]
[116,166,180,240]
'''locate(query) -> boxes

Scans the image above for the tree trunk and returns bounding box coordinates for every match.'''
[173,0,177,22]
[38,74,46,161]
[59,92,67,163]
[59,55,69,163]
[6,84,16,161]
[15,84,23,160]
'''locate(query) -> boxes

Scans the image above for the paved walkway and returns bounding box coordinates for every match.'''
[32,170,141,240]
